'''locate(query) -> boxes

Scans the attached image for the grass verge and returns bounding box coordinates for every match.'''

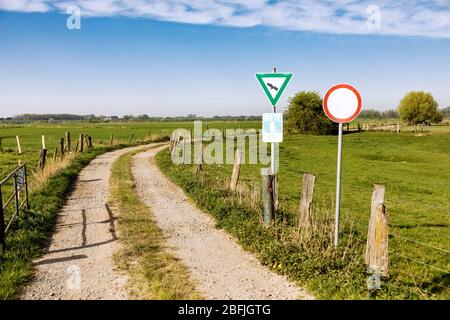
[0,141,159,299]
[156,147,447,300]
[109,147,200,299]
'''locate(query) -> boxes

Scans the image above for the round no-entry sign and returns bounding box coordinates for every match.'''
[323,84,362,123]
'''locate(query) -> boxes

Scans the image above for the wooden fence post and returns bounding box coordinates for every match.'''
[60,138,65,159]
[41,135,46,150]
[229,149,242,191]
[53,148,58,163]
[365,185,388,277]
[261,168,274,226]
[79,134,84,152]
[88,136,93,149]
[38,148,47,171]
[16,136,22,154]
[110,135,114,146]
[298,173,316,229]
[128,134,134,144]
[0,137,2,151]
[195,143,203,174]
[66,132,71,156]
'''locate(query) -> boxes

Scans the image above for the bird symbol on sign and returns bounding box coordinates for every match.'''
[267,83,278,91]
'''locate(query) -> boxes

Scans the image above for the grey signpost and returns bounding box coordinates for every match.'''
[323,84,362,247]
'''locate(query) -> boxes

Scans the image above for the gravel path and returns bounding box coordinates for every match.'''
[21,145,149,300]
[131,147,313,300]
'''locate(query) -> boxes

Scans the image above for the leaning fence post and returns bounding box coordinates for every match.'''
[128,134,134,144]
[298,173,316,229]
[365,185,389,278]
[261,168,274,226]
[229,149,242,191]
[38,148,47,172]
[16,136,22,154]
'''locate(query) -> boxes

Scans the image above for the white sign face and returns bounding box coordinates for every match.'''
[323,84,362,123]
[256,73,293,106]
[262,113,283,143]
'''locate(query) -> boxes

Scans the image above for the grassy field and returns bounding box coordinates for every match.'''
[156,124,450,299]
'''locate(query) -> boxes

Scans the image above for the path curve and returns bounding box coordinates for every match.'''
[132,147,313,300]
[21,145,150,300]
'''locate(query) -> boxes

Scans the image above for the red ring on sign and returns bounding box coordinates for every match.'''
[323,84,362,123]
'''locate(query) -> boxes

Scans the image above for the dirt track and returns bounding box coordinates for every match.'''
[22,144,312,300]
[132,147,313,300]
[21,145,148,300]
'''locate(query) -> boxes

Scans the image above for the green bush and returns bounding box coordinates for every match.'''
[285,91,338,135]
[398,91,442,125]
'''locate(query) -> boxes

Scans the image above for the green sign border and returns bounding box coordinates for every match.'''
[256,73,293,106]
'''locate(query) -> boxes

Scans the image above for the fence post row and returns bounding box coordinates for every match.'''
[365,184,389,277]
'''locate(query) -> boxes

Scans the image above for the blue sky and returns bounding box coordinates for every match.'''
[1,1,450,117]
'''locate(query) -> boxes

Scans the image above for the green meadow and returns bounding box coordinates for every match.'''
[157,124,450,299]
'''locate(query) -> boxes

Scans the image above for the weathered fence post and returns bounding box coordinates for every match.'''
[79,134,84,153]
[229,149,242,191]
[16,136,22,154]
[128,134,134,144]
[53,148,58,163]
[66,132,71,155]
[195,143,203,174]
[298,173,316,229]
[38,148,47,171]
[110,134,114,146]
[0,137,2,151]
[60,138,65,159]
[261,168,274,226]
[365,185,389,278]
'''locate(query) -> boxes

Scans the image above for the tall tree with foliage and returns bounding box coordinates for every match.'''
[285,91,338,135]
[398,91,443,125]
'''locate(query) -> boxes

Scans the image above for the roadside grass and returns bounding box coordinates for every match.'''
[0,138,166,299]
[109,147,200,300]
[156,129,450,299]
[0,145,123,299]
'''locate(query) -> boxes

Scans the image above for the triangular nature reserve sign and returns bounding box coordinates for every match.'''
[256,73,293,106]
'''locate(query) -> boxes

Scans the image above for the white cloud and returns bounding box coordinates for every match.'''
[1,0,450,38]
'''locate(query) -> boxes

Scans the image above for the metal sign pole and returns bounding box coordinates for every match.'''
[334,122,343,247]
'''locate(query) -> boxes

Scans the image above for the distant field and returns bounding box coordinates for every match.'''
[0,121,258,179]
[157,123,450,299]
